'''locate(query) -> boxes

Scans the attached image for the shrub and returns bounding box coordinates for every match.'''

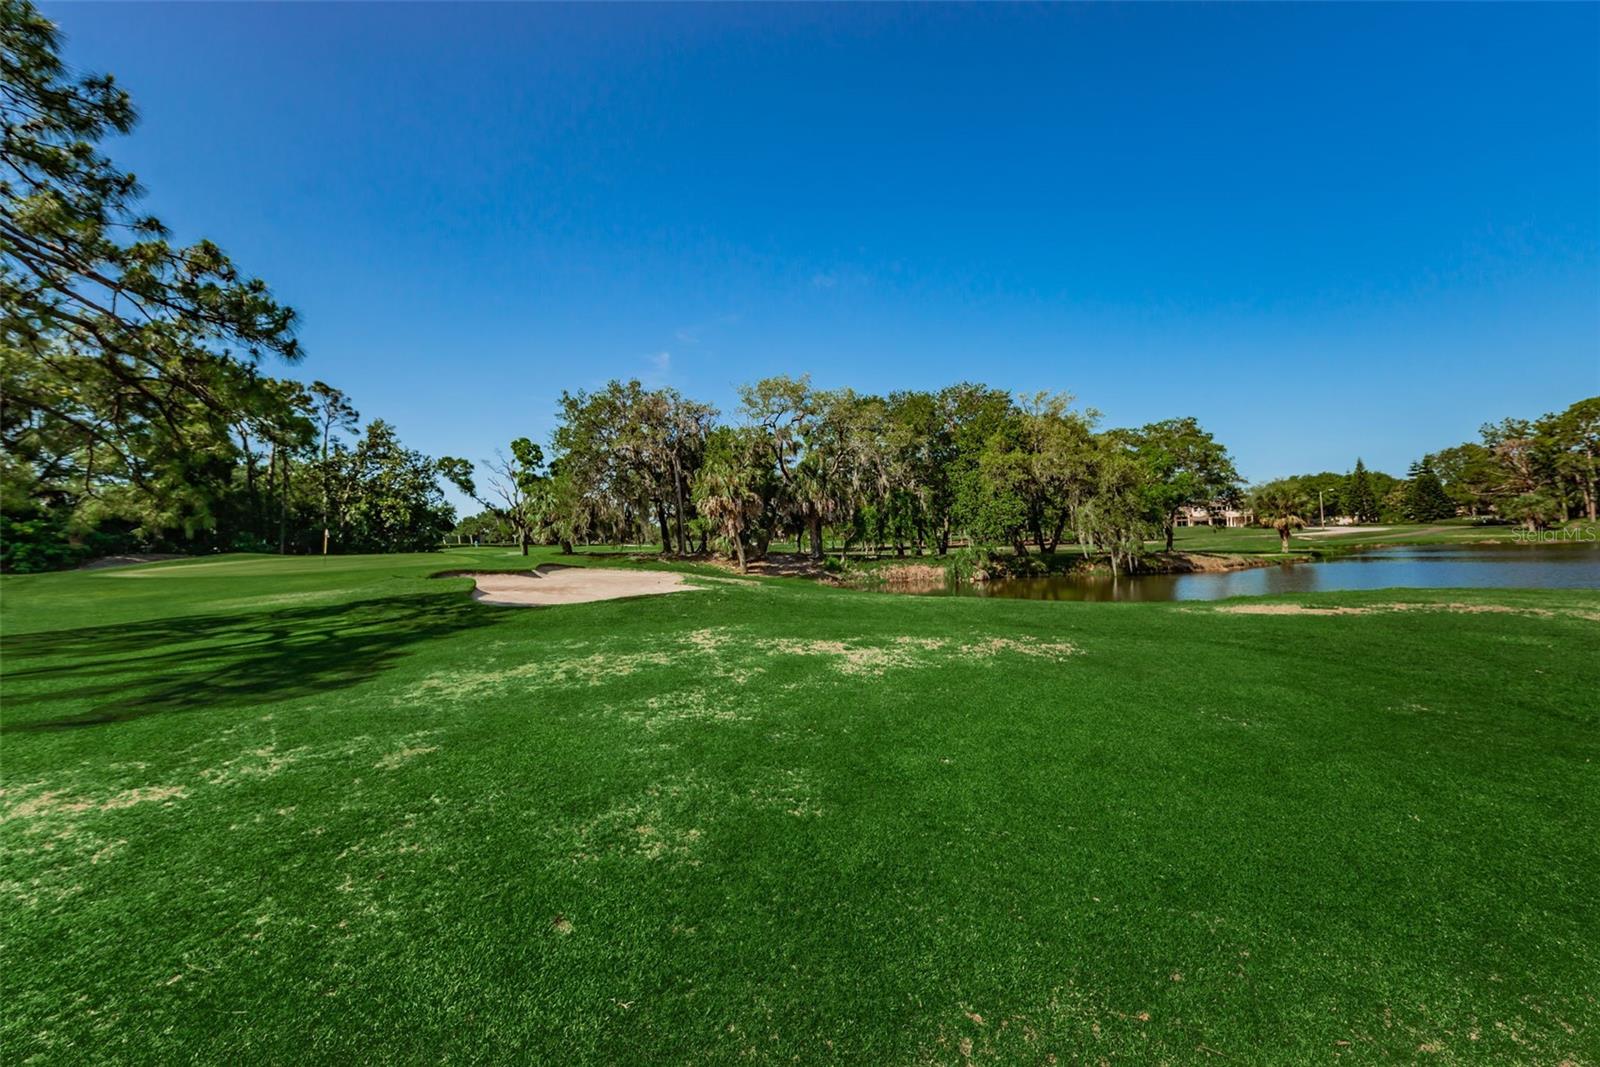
[0,512,142,573]
[944,546,996,582]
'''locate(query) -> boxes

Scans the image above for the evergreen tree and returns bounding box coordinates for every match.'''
[2,0,300,552]
[1404,461,1455,521]
[1341,459,1379,522]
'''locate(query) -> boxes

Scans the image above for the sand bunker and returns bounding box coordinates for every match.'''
[456,565,698,607]
[79,553,191,570]
[1296,525,1393,539]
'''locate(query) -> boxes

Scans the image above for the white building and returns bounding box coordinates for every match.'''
[1174,503,1254,528]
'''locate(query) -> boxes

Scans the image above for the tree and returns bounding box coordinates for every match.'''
[1131,417,1240,551]
[1078,437,1151,576]
[1404,460,1455,521]
[2,0,302,544]
[257,378,315,554]
[1341,459,1379,522]
[1537,397,1600,522]
[693,428,764,572]
[1379,479,1409,524]
[650,389,716,555]
[308,382,359,553]
[879,390,937,555]
[436,455,477,503]
[479,438,546,556]
[451,509,510,545]
[1480,418,1545,502]
[937,383,1015,554]
[976,392,1096,555]
[332,420,456,552]
[738,375,862,560]
[1251,482,1310,552]
[541,460,583,554]
[550,380,713,552]
[551,382,638,546]
[1424,444,1497,517]
[1504,490,1565,532]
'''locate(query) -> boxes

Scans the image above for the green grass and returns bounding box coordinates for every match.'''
[2,549,1597,1063]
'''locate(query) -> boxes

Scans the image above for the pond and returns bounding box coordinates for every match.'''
[909,544,1600,603]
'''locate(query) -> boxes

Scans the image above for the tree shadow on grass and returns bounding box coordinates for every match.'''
[0,593,508,731]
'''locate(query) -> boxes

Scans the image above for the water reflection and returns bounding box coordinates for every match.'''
[906,545,1600,602]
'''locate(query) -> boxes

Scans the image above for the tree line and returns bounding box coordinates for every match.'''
[1,1,474,571]
[468,385,1599,566]
[457,376,1240,575]
[1250,396,1599,544]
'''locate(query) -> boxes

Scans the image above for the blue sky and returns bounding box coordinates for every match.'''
[43,3,1600,506]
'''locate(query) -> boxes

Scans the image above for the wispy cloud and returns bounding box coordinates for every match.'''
[639,349,673,386]
[673,312,740,345]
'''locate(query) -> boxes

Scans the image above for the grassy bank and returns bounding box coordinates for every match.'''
[1167,518,1600,557]
[842,548,1277,589]
[2,550,1596,1062]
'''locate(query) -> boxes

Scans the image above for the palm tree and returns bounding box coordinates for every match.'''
[693,430,764,573]
[1251,483,1309,552]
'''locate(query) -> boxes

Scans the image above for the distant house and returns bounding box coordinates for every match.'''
[1175,502,1254,528]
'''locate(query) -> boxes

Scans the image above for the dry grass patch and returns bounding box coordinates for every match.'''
[958,636,1081,659]
[408,647,679,702]
[1,783,188,825]
[373,745,439,770]
[756,637,926,676]
[569,777,710,865]
[627,689,748,731]
[742,631,1081,676]
[409,625,1085,704]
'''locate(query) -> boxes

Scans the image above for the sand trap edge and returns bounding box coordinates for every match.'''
[435,566,701,607]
